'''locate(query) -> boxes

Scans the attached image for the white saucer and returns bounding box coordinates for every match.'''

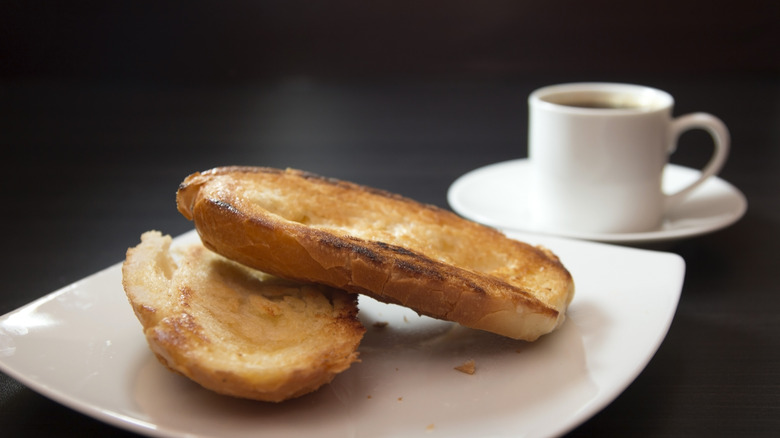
[448,159,747,245]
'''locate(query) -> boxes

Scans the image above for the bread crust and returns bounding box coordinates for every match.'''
[121,231,365,402]
[177,166,574,341]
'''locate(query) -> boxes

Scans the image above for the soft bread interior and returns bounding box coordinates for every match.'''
[121,231,365,402]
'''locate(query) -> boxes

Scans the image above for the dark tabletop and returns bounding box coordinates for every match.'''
[2,2,779,437]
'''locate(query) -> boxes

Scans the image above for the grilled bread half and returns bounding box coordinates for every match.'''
[177,167,575,341]
[121,231,365,402]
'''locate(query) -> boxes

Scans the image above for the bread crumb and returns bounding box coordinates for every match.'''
[367,395,372,399]
[454,359,476,375]
[426,423,435,432]
[372,321,389,329]
[397,396,403,402]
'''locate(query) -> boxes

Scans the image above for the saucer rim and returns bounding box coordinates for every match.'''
[447,159,748,244]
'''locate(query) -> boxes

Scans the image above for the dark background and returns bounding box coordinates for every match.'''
[2,1,779,437]
[3,1,778,82]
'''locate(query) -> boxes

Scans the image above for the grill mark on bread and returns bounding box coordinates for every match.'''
[463,279,488,295]
[212,199,242,216]
[375,241,417,258]
[392,258,446,281]
[318,234,382,264]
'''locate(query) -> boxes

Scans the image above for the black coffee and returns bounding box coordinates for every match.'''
[558,100,642,109]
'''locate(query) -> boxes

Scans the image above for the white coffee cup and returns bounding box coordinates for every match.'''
[528,82,730,235]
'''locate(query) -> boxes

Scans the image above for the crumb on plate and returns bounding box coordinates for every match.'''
[454,359,476,375]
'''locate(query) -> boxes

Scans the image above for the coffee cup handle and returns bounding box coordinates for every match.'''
[664,113,730,210]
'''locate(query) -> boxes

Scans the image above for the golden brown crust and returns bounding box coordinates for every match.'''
[177,166,575,341]
[121,231,365,402]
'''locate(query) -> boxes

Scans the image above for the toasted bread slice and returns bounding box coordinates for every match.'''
[121,231,365,402]
[176,167,575,341]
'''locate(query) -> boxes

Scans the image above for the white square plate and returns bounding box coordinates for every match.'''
[0,230,684,438]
